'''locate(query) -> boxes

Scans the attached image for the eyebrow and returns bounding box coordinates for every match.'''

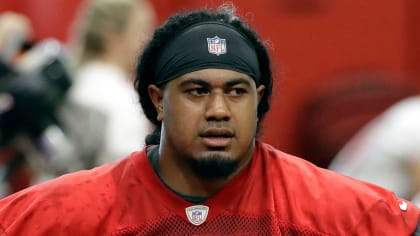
[179,78,252,87]
[225,78,252,87]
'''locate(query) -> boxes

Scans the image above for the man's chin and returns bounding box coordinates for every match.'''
[187,153,239,180]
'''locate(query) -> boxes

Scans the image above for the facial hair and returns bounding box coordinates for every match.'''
[186,153,239,180]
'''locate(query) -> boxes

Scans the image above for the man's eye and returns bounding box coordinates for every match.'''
[188,88,208,96]
[228,88,247,96]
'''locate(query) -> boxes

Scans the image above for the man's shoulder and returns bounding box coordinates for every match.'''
[0,151,147,234]
[259,142,377,186]
[256,141,420,234]
[0,162,114,210]
[259,141,399,199]
[2,150,145,200]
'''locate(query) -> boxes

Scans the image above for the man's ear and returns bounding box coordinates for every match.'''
[256,85,265,103]
[148,85,164,121]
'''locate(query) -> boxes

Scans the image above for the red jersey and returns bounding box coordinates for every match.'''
[0,142,418,235]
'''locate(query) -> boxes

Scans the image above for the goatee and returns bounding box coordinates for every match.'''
[187,154,239,179]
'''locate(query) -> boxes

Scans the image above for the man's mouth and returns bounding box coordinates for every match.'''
[199,128,234,148]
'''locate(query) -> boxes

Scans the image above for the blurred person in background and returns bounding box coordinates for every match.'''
[0,11,34,198]
[0,11,32,71]
[0,12,78,197]
[330,95,420,206]
[67,0,155,165]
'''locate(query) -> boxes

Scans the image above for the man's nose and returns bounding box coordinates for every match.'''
[204,91,231,121]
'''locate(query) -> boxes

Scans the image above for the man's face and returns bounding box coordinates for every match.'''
[150,68,265,178]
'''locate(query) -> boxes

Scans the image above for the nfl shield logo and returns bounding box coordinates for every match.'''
[192,211,202,221]
[207,36,227,56]
[185,205,209,226]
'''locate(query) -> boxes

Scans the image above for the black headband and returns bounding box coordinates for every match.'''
[154,21,261,85]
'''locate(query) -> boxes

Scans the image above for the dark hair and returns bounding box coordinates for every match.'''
[135,6,273,145]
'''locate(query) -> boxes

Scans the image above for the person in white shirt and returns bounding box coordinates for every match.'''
[330,95,420,206]
[68,0,156,165]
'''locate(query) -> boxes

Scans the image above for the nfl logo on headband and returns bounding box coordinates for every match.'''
[207,36,226,56]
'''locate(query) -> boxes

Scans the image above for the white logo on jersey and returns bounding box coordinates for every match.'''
[399,200,408,211]
[185,205,209,226]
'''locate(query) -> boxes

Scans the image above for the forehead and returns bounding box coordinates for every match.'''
[174,68,255,85]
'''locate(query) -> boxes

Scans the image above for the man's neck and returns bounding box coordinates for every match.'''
[155,144,254,198]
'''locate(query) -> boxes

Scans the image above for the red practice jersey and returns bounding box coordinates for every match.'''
[0,142,419,235]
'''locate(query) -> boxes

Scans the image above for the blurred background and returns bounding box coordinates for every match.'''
[0,0,420,200]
